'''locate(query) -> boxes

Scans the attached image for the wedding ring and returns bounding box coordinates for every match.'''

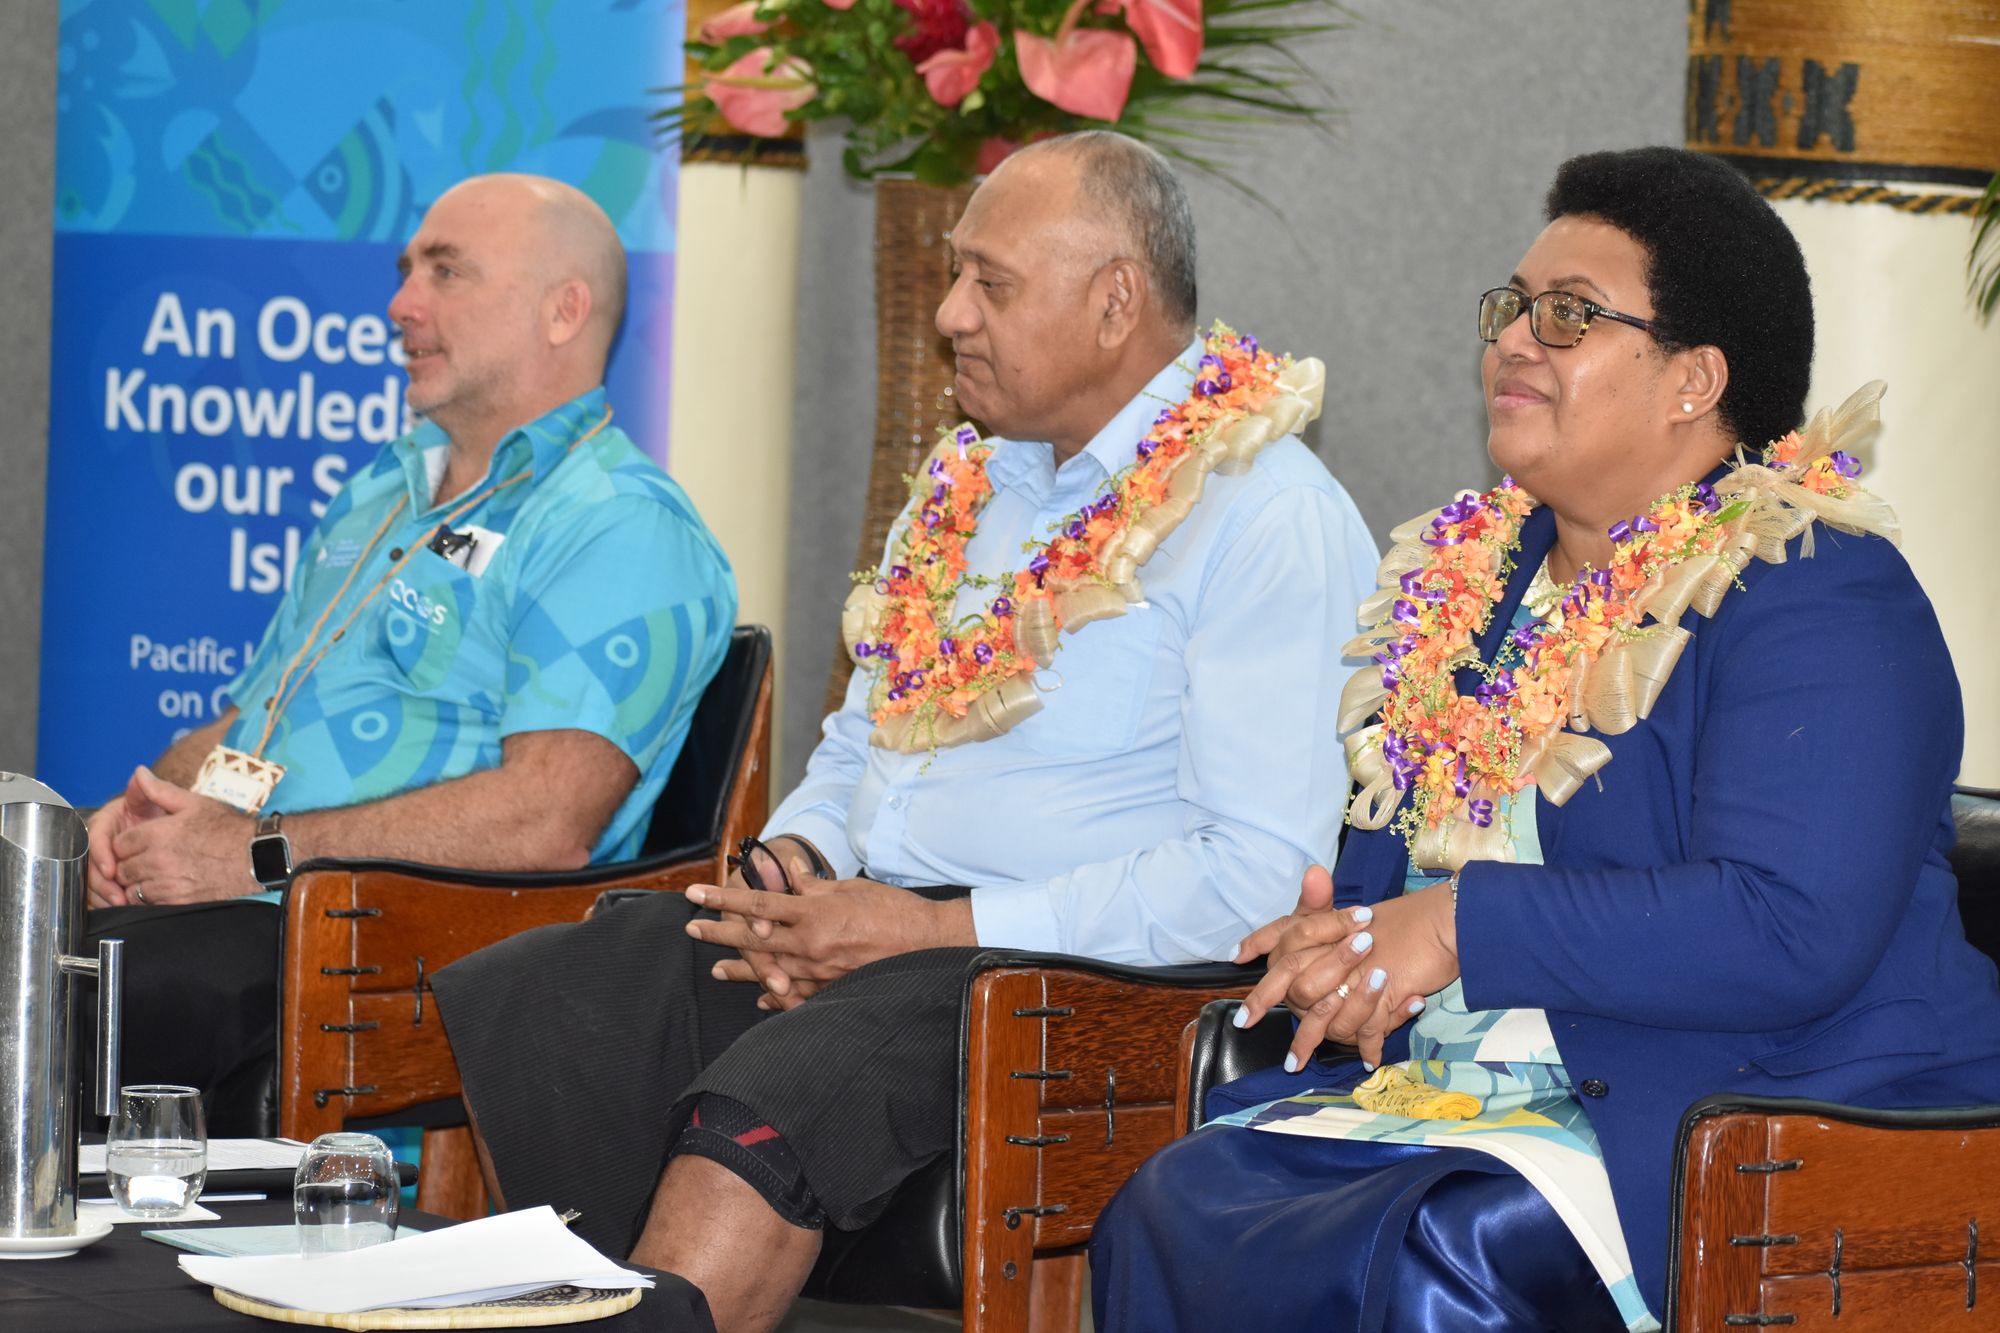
[1333,982,1350,999]
[133,885,147,904]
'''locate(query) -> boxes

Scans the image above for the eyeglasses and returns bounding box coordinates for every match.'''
[727,835,798,894]
[1478,287,1658,348]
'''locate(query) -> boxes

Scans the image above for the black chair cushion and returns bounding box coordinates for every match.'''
[642,626,771,858]
[1184,999,1295,1134]
[1951,787,1999,964]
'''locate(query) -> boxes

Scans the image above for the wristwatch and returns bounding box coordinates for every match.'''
[249,810,294,888]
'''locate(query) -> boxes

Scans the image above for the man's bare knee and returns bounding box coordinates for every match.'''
[634,1155,820,1333]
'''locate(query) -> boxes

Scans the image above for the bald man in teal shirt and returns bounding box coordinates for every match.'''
[81,175,734,1126]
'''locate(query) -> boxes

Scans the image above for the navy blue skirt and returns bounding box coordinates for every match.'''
[1090,1064,1629,1333]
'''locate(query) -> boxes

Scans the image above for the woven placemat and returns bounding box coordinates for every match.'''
[211,1284,641,1329]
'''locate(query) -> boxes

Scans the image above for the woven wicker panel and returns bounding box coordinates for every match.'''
[1686,0,2000,187]
[822,177,980,716]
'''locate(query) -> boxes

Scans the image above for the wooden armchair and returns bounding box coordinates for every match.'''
[1177,787,2000,1332]
[272,625,773,1215]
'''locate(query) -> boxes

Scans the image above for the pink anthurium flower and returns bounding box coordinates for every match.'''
[1115,0,1202,78]
[705,48,816,138]
[1016,18,1138,121]
[823,0,859,9]
[916,22,999,107]
[697,1,770,43]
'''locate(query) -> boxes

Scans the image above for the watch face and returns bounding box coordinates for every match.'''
[250,834,292,885]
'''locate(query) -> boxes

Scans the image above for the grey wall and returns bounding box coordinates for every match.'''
[778,0,1687,788]
[0,5,55,774]
[0,2,1684,789]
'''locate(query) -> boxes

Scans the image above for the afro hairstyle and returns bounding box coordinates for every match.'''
[1544,147,1813,450]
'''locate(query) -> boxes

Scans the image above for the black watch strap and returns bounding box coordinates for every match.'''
[250,810,293,887]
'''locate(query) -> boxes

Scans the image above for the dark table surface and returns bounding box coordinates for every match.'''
[0,1200,715,1333]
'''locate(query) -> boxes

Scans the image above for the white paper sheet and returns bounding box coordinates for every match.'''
[146,1223,426,1258]
[176,1206,652,1313]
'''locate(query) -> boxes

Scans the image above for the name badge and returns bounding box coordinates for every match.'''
[191,745,286,815]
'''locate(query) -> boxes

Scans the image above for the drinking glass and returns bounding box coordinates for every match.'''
[105,1084,207,1217]
[293,1132,400,1255]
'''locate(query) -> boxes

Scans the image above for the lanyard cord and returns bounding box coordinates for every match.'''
[251,408,614,758]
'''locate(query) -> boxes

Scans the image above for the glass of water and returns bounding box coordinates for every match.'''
[105,1084,207,1217]
[294,1132,400,1256]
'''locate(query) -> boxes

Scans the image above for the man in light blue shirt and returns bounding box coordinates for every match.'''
[81,175,734,1123]
[434,134,1373,1330]
[768,337,1373,964]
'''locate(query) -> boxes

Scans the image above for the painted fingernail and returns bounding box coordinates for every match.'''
[1283,1053,1301,1074]
[1352,932,1373,953]
[1368,967,1387,991]
[1407,999,1426,1015]
[1231,1006,1251,1028]
[1362,1061,1376,1072]
[1351,906,1373,924]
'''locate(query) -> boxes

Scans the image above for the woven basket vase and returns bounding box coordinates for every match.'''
[822,177,980,715]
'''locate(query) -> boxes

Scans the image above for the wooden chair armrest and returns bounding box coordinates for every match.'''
[958,952,1263,1331]
[1668,1094,2000,1331]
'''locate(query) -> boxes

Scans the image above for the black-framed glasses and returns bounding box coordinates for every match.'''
[1478,287,1658,348]
[727,834,798,894]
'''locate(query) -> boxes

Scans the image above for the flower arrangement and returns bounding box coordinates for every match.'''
[665,0,1340,184]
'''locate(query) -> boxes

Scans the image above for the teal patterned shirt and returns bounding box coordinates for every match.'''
[222,387,736,864]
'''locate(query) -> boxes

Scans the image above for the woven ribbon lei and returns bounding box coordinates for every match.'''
[844,327,1327,752]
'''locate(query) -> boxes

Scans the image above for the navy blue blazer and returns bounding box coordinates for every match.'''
[1334,502,2000,1314]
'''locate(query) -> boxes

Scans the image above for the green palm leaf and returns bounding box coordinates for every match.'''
[1972,170,2000,322]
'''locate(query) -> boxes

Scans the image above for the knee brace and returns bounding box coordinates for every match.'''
[670,1093,826,1230]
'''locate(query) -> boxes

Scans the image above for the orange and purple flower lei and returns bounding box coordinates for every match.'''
[852,325,1286,733]
[1369,433,1862,851]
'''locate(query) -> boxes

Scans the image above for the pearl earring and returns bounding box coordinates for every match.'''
[1681,402,1694,413]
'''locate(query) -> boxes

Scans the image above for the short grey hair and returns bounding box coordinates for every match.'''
[1020,131,1198,331]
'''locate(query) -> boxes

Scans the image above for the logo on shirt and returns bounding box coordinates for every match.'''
[389,577,451,630]
[317,538,365,570]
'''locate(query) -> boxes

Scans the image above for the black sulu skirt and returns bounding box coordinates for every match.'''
[431,887,979,1259]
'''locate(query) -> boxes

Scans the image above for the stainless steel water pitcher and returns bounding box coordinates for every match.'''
[0,773,120,1238]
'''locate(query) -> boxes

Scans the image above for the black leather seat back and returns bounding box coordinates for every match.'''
[1952,786,2000,965]
[639,626,772,859]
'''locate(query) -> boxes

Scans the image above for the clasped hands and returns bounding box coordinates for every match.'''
[1233,864,1461,1072]
[85,765,258,908]
[685,838,972,1011]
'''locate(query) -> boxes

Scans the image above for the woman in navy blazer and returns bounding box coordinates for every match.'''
[1092,147,2000,1331]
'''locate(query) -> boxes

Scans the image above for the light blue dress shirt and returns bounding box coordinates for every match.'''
[766,343,1379,965]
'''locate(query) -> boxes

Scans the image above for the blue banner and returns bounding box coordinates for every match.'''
[41,0,682,797]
